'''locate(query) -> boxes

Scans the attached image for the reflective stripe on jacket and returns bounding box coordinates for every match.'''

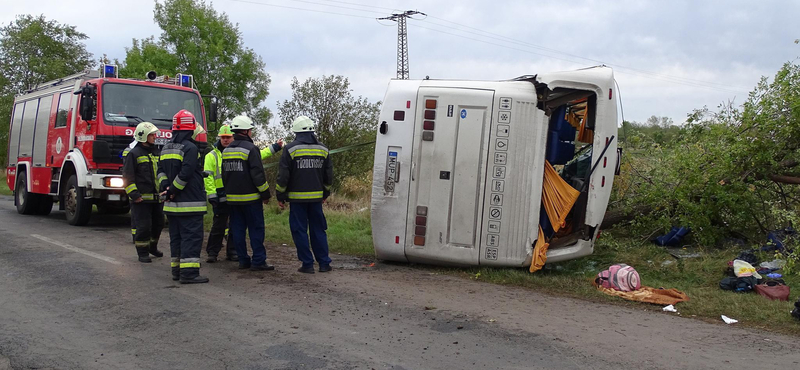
[158,130,207,216]
[204,145,225,201]
[122,143,161,203]
[221,133,271,205]
[207,140,281,203]
[276,132,333,203]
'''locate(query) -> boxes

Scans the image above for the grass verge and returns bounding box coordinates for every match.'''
[202,194,374,258]
[258,197,800,335]
[0,173,12,196]
[445,233,800,336]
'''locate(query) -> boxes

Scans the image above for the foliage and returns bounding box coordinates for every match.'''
[118,37,180,79]
[617,62,800,250]
[0,15,93,94]
[0,15,93,165]
[621,116,682,147]
[277,75,380,186]
[118,0,271,129]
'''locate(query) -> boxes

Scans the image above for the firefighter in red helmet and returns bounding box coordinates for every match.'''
[157,109,209,284]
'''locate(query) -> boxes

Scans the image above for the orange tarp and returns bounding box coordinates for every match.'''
[530,161,580,273]
[594,285,690,306]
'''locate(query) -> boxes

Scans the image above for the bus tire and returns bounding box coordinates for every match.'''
[15,172,40,215]
[64,174,92,226]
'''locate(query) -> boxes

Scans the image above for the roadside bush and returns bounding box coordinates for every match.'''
[616,62,800,250]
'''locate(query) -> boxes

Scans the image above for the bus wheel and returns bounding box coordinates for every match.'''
[64,175,92,226]
[15,171,40,215]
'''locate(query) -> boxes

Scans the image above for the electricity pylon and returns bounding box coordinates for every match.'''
[378,10,425,79]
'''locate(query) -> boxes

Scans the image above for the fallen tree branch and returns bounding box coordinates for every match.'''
[768,174,800,185]
[601,205,651,229]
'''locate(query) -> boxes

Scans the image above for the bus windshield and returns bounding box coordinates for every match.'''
[101,83,204,129]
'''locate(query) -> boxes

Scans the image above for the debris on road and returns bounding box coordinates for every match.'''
[721,315,738,324]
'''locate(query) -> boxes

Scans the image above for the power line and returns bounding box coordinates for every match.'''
[229,0,376,18]
[423,15,749,91]
[314,0,396,12]
[407,23,747,94]
[226,0,751,93]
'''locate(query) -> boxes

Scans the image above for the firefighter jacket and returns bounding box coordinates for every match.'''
[157,130,207,216]
[122,143,161,203]
[276,132,333,203]
[221,133,271,205]
[204,140,282,203]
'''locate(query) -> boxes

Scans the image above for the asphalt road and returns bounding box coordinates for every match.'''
[1,195,799,370]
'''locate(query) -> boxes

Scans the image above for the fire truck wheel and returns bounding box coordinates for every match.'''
[15,171,41,215]
[36,196,54,216]
[64,174,92,226]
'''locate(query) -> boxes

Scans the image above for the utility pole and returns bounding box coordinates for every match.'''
[378,10,425,80]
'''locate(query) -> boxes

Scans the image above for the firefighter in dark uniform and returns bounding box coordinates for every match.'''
[276,116,334,274]
[205,124,283,263]
[221,115,276,271]
[158,110,209,284]
[122,122,165,262]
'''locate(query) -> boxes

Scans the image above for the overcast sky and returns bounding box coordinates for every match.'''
[3,0,798,125]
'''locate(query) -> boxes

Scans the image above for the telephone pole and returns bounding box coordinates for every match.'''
[378,10,425,80]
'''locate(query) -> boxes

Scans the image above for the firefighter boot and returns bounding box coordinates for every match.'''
[180,264,209,284]
[171,258,180,281]
[149,240,164,257]
[225,233,238,261]
[225,248,239,262]
[136,247,152,263]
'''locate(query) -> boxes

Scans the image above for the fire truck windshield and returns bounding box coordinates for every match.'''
[102,83,204,129]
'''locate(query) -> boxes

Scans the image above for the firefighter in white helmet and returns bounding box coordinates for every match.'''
[206,120,283,263]
[221,115,281,271]
[122,122,165,262]
[276,116,334,274]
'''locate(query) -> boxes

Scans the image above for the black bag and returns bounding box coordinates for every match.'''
[792,297,800,320]
[719,276,757,292]
[736,250,759,265]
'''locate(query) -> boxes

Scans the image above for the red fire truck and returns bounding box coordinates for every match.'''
[5,65,214,225]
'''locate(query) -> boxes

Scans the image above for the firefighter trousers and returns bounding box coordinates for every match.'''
[168,215,204,280]
[289,202,332,269]
[130,207,137,243]
[229,203,267,267]
[206,204,235,258]
[131,202,164,254]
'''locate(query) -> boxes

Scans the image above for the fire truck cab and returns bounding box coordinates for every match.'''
[5,65,211,225]
[370,66,619,267]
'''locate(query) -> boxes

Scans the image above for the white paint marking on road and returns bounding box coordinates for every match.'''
[31,234,122,265]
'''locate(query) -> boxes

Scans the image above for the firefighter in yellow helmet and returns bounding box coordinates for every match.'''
[122,122,165,262]
[203,124,237,262]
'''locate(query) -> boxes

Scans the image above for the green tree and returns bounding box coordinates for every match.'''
[118,37,179,79]
[278,75,380,187]
[0,15,93,165]
[617,62,800,247]
[621,116,680,146]
[119,0,271,129]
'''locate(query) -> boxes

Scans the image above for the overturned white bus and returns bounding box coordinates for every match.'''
[370,66,619,268]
